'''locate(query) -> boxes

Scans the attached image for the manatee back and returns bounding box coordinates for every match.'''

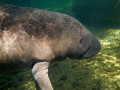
[0,3,81,38]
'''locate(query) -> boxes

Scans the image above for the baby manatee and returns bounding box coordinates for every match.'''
[0,3,100,90]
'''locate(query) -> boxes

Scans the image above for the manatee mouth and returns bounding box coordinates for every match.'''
[77,46,91,59]
[78,37,101,59]
[81,39,101,59]
[81,46,91,59]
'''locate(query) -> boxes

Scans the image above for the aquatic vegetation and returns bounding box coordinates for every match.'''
[90,29,120,90]
[0,28,119,90]
[0,69,36,90]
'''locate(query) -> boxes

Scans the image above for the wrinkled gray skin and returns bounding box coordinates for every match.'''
[0,3,100,90]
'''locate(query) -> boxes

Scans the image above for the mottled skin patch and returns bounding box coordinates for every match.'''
[0,3,100,90]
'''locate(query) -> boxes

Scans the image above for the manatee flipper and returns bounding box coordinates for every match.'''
[32,62,53,90]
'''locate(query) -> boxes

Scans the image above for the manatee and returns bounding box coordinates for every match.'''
[0,3,100,90]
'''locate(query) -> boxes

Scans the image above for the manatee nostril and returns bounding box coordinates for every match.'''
[79,38,83,44]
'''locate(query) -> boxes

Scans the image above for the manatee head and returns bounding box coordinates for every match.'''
[67,24,101,60]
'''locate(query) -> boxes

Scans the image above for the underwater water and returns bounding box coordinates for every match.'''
[0,0,120,90]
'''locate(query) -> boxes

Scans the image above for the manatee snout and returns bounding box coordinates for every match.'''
[81,36,101,59]
[67,27,100,60]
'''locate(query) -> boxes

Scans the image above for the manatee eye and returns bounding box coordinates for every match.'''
[79,38,83,44]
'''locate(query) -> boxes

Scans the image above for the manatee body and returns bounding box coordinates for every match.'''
[0,3,100,90]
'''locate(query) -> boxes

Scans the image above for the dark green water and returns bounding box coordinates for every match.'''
[0,0,120,90]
